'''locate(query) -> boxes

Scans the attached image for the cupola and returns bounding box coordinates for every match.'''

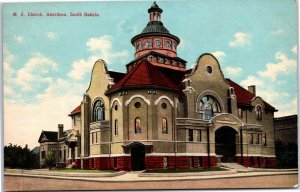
[131,1,180,58]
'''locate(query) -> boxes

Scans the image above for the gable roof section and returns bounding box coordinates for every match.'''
[106,59,180,95]
[69,105,81,116]
[155,65,187,86]
[226,78,276,111]
[226,79,255,106]
[38,131,58,143]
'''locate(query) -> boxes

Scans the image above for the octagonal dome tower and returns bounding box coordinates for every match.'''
[131,1,180,58]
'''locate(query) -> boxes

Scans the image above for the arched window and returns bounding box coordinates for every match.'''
[145,41,152,48]
[166,41,171,48]
[162,118,168,134]
[198,95,221,120]
[114,119,118,135]
[256,105,262,120]
[93,99,105,122]
[135,117,141,134]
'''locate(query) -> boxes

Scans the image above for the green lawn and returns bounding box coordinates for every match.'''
[144,167,226,173]
[49,169,116,173]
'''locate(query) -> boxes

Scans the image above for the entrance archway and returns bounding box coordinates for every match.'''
[215,127,238,162]
[131,144,145,171]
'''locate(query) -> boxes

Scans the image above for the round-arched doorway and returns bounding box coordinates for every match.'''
[131,144,145,171]
[215,127,238,162]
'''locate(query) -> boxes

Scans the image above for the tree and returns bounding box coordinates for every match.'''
[44,150,56,170]
[4,144,38,169]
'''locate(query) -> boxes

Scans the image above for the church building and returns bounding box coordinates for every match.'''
[39,2,277,170]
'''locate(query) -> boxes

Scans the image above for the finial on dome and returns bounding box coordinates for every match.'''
[148,1,163,14]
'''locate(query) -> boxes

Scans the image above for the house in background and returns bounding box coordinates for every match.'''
[38,2,277,170]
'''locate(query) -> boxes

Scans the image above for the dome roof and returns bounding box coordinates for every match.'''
[141,21,170,34]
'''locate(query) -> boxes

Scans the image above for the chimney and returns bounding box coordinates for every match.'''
[248,85,256,96]
[58,124,64,139]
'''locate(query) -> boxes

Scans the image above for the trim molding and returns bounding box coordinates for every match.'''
[154,95,174,106]
[110,98,122,109]
[125,95,150,106]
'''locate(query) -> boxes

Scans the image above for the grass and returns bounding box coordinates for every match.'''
[144,167,226,173]
[49,169,116,173]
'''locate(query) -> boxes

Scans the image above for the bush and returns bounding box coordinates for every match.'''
[44,150,56,170]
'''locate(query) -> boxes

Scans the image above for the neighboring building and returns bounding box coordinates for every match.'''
[274,115,298,145]
[38,2,277,170]
[38,124,79,168]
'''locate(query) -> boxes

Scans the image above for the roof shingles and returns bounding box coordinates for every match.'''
[106,59,180,94]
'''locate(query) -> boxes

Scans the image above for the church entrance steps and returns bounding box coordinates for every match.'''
[220,163,251,172]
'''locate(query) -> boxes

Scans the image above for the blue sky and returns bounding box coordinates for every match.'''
[3,0,297,148]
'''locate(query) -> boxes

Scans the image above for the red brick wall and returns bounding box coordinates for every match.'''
[253,157,258,168]
[202,156,217,169]
[237,156,275,168]
[259,157,265,168]
[167,156,176,169]
[193,156,198,168]
[89,158,95,170]
[175,156,190,169]
[145,156,163,169]
[116,156,131,171]
[67,159,72,166]
[94,158,100,170]
[75,159,80,169]
[82,159,89,169]
[210,157,217,167]
[236,156,250,167]
[266,157,276,168]
[99,157,109,170]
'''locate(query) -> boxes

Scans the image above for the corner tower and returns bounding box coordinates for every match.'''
[128,1,186,72]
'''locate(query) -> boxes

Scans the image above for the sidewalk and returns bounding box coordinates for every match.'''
[4,168,298,182]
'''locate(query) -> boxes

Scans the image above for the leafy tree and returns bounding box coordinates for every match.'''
[4,144,39,169]
[44,150,56,169]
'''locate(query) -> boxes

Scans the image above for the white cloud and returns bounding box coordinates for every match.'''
[68,35,129,80]
[258,52,297,81]
[225,66,242,76]
[46,32,57,39]
[14,53,58,91]
[3,47,15,79]
[211,51,226,60]
[240,51,297,117]
[240,75,263,88]
[67,56,98,80]
[274,98,297,117]
[271,29,285,36]
[14,35,24,43]
[4,78,86,148]
[292,44,297,54]
[229,32,251,47]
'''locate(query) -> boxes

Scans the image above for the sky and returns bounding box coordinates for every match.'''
[2,0,298,149]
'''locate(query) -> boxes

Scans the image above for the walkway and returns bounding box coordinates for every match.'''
[4,168,298,182]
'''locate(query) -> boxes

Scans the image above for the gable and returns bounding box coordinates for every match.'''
[189,53,227,83]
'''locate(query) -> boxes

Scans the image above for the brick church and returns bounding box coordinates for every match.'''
[39,2,277,170]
